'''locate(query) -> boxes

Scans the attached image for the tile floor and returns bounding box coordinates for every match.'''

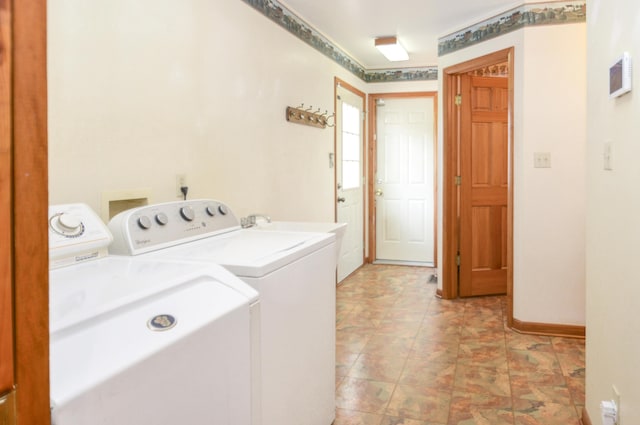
[334,264,585,425]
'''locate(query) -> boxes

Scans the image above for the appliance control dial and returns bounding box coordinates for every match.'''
[218,205,228,215]
[205,204,216,217]
[155,213,168,225]
[58,213,82,231]
[137,216,152,230]
[180,206,195,222]
[50,212,85,237]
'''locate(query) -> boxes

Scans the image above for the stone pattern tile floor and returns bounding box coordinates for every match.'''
[334,264,585,425]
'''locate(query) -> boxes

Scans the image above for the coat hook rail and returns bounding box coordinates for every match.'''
[286,105,335,129]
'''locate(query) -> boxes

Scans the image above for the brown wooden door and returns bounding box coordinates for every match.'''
[1,0,50,424]
[459,75,509,297]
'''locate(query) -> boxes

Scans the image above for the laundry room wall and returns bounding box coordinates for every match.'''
[437,22,587,326]
[585,0,640,422]
[47,0,368,222]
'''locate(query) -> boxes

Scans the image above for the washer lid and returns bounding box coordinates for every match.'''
[50,277,251,420]
[49,256,258,334]
[141,229,335,277]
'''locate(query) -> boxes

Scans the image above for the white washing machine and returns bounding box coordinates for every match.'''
[108,199,337,425]
[49,204,260,425]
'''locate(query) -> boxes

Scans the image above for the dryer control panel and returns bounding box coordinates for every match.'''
[49,204,113,269]
[108,199,240,255]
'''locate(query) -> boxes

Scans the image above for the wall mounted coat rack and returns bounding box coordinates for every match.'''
[286,104,334,129]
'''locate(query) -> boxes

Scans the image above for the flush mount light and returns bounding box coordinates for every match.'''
[374,36,409,62]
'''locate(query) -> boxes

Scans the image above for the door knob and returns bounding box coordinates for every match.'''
[375,189,383,196]
[337,197,346,203]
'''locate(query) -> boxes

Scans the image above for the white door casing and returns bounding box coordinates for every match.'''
[336,84,365,282]
[375,97,435,265]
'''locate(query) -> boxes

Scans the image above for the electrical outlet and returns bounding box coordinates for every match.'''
[612,385,621,424]
[176,174,187,198]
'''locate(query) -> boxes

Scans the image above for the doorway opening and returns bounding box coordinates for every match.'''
[367,92,438,267]
[442,48,515,327]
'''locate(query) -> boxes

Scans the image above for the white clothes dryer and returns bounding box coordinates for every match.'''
[49,204,259,425]
[108,199,337,425]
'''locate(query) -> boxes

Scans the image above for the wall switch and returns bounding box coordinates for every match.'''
[533,152,551,168]
[604,141,614,170]
[176,174,187,198]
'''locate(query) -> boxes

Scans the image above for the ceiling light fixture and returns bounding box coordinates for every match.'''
[374,36,409,62]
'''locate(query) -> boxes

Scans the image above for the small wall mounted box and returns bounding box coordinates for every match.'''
[609,52,632,98]
[600,399,618,425]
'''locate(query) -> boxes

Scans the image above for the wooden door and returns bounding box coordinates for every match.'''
[459,75,508,297]
[1,1,50,424]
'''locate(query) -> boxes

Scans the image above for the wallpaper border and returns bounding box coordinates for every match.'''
[438,1,586,56]
[241,0,586,82]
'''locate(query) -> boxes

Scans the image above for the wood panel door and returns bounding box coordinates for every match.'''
[459,75,508,297]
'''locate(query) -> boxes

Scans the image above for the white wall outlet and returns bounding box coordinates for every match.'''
[533,152,551,168]
[601,399,618,425]
[613,385,621,424]
[604,141,614,171]
[176,174,187,198]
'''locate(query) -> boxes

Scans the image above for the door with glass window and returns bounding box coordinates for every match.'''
[336,83,365,282]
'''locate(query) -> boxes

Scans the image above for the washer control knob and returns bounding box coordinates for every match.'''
[218,205,228,215]
[137,216,152,230]
[155,213,169,225]
[205,204,216,217]
[180,206,195,222]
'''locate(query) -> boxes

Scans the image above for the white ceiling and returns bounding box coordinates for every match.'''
[279,0,522,69]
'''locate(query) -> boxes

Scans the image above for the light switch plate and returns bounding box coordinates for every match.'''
[534,152,551,168]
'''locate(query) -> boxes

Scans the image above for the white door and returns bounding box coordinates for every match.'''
[375,96,435,265]
[336,84,365,282]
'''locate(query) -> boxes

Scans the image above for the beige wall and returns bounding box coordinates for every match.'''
[586,0,640,422]
[48,0,370,222]
[47,1,441,223]
[437,23,586,326]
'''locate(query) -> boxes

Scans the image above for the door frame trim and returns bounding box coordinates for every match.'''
[0,0,15,396]
[367,92,438,266]
[442,47,514,327]
[6,0,51,423]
